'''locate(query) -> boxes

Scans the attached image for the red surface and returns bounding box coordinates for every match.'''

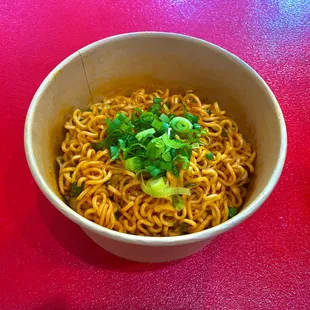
[1,0,309,309]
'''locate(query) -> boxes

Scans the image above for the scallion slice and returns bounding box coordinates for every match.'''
[170,117,193,134]
[146,138,165,160]
[140,176,190,197]
[159,113,171,124]
[206,152,214,160]
[140,112,154,124]
[162,133,186,149]
[153,97,162,104]
[172,195,185,211]
[136,128,155,142]
[228,206,238,218]
[125,157,143,172]
[110,146,119,161]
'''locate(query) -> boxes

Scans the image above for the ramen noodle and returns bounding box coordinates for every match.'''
[57,89,256,236]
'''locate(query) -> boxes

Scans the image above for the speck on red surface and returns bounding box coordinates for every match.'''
[0,1,309,309]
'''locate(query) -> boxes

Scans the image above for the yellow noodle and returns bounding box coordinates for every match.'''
[57,89,256,236]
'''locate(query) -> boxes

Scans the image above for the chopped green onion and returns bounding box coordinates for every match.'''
[71,181,84,197]
[228,206,238,218]
[107,113,133,134]
[170,148,177,158]
[160,122,169,132]
[162,133,186,149]
[117,112,127,122]
[124,143,146,159]
[159,113,171,124]
[193,123,201,130]
[151,118,162,130]
[191,142,200,149]
[170,117,193,134]
[140,112,154,124]
[201,128,209,135]
[125,157,143,172]
[146,138,165,160]
[163,104,169,112]
[184,113,198,124]
[162,151,172,162]
[110,146,119,160]
[153,97,162,104]
[91,140,105,151]
[149,167,162,178]
[178,145,192,159]
[145,176,167,191]
[119,122,132,132]
[136,128,155,142]
[118,139,126,151]
[169,113,176,120]
[173,155,190,170]
[172,195,185,211]
[171,165,179,177]
[185,183,196,187]
[159,161,173,171]
[221,129,228,137]
[206,108,212,115]
[206,152,214,160]
[140,175,190,197]
[149,103,161,115]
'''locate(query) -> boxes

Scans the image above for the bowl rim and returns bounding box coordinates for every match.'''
[24,31,287,246]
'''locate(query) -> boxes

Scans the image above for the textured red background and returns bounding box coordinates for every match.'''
[1,0,309,309]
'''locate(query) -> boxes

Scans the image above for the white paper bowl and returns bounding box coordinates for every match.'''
[24,32,287,263]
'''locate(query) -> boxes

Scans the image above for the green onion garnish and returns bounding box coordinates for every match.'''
[110,145,119,160]
[206,108,212,115]
[162,133,186,149]
[185,183,196,187]
[201,128,209,135]
[191,142,200,149]
[170,117,193,134]
[125,157,143,172]
[173,155,190,170]
[92,106,207,196]
[172,195,185,211]
[146,137,165,160]
[71,181,84,197]
[153,97,162,104]
[151,118,162,130]
[91,140,105,151]
[163,104,169,112]
[140,176,190,197]
[193,123,201,130]
[206,152,214,160]
[159,160,173,171]
[159,113,171,124]
[228,206,238,218]
[221,129,228,137]
[184,113,198,124]
[146,166,162,178]
[140,112,154,124]
[136,128,155,142]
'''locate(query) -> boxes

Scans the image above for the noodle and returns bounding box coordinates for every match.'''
[57,89,256,236]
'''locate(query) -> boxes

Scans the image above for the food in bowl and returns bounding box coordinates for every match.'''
[57,88,256,236]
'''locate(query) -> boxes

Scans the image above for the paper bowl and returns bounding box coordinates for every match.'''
[24,32,287,263]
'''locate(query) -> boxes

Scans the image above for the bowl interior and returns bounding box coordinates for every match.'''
[26,33,285,233]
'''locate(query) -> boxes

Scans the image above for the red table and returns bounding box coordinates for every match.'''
[1,1,309,309]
